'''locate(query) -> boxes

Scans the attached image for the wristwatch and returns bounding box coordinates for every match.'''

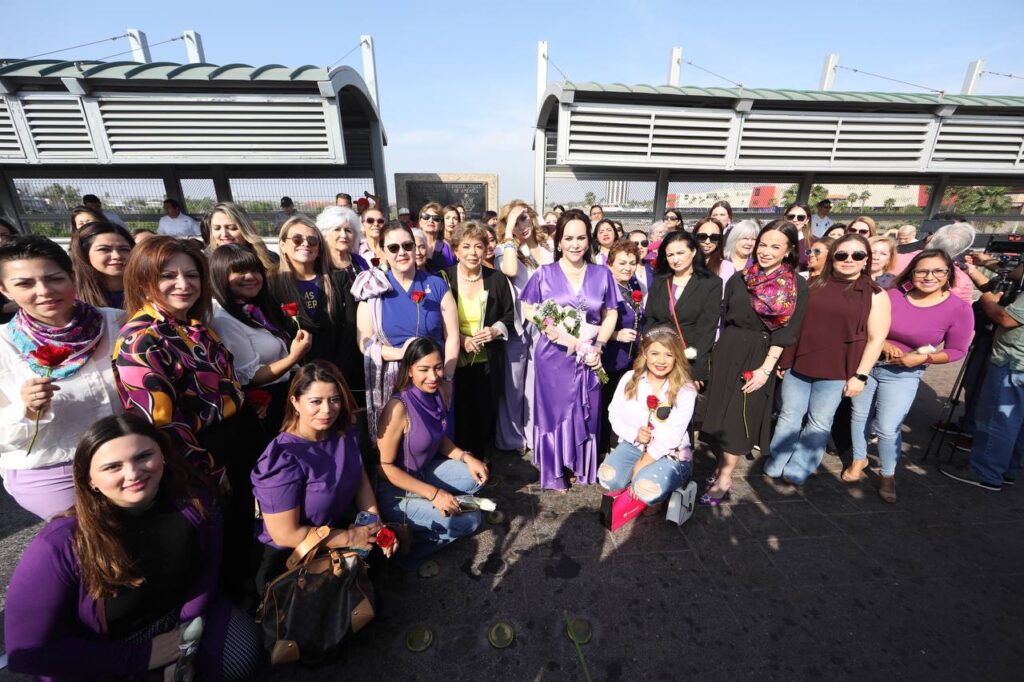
[853,373,869,382]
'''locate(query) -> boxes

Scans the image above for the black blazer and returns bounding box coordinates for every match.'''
[642,272,722,380]
[443,265,515,399]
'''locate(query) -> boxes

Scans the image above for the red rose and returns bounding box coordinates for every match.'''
[646,395,659,410]
[30,344,72,368]
[280,302,300,317]
[410,291,426,304]
[631,290,643,304]
[741,370,755,381]
[375,526,397,549]
[371,257,381,268]
[246,389,272,409]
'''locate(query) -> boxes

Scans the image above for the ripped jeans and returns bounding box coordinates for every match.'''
[598,442,691,505]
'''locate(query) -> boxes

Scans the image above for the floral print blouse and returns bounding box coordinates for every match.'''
[113,302,243,474]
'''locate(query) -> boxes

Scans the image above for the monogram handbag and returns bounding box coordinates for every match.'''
[255,526,376,665]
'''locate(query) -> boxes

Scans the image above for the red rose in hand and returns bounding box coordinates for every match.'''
[375,526,397,550]
[410,291,426,304]
[30,345,72,368]
[631,289,643,304]
[646,395,659,410]
[280,302,300,317]
[370,257,381,268]
[741,370,755,382]
[246,389,272,409]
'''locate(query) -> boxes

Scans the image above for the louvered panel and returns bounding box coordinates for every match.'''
[0,99,20,155]
[544,131,557,167]
[737,113,839,167]
[21,98,93,156]
[342,128,372,169]
[932,118,1024,168]
[833,119,930,163]
[99,98,332,158]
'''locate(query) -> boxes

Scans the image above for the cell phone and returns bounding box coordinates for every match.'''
[352,511,379,558]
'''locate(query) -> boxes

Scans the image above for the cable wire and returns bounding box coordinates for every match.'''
[548,59,571,82]
[95,36,184,61]
[328,39,367,70]
[982,70,1024,81]
[835,64,944,95]
[683,59,743,88]
[18,34,129,61]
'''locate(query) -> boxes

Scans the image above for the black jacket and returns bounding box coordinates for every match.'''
[443,265,515,399]
[642,272,722,380]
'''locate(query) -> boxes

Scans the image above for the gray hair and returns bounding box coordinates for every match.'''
[897,225,917,239]
[723,219,761,258]
[929,222,976,258]
[411,227,428,244]
[315,205,363,252]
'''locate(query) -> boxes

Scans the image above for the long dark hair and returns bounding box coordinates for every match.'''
[210,244,289,331]
[811,233,872,289]
[755,220,801,271]
[280,360,356,434]
[654,230,711,278]
[70,221,135,308]
[892,248,954,293]
[708,200,733,224]
[553,209,593,263]
[69,414,212,598]
[393,337,444,392]
[692,217,725,276]
[591,218,617,254]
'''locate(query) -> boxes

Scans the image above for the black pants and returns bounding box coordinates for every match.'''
[454,362,497,456]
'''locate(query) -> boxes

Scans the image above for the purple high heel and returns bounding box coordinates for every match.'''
[699,485,731,506]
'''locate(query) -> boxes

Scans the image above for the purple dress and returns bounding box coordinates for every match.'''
[521,263,621,489]
[251,429,364,549]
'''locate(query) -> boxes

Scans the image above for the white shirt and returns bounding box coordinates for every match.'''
[211,302,291,387]
[0,307,124,471]
[157,213,201,237]
[102,210,126,227]
[811,214,833,238]
[608,370,696,461]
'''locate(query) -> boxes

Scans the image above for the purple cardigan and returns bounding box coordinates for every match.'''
[4,499,222,679]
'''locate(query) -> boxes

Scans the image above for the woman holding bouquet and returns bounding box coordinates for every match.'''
[0,236,123,519]
[521,210,620,491]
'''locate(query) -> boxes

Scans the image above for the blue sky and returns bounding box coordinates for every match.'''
[3,0,1023,204]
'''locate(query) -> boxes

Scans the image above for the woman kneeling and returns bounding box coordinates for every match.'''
[377,337,489,570]
[600,326,697,511]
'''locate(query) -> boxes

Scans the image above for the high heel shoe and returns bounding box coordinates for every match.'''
[699,485,731,507]
[878,475,896,504]
[842,459,869,483]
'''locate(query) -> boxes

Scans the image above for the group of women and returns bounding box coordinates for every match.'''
[0,196,973,679]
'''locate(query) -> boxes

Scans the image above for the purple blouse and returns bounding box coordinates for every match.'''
[380,270,449,346]
[396,385,447,474]
[886,288,973,362]
[604,277,645,372]
[252,429,364,549]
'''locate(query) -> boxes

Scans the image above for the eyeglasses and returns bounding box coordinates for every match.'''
[420,214,441,222]
[848,228,871,235]
[664,215,681,221]
[834,251,868,262]
[385,241,415,254]
[695,233,722,244]
[785,213,808,222]
[286,235,320,248]
[631,239,649,247]
[363,218,385,226]
[912,268,949,278]
[804,248,827,257]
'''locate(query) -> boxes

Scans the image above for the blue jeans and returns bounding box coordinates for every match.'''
[850,365,926,476]
[969,364,1024,485]
[764,371,847,484]
[378,458,483,569]
[597,441,691,505]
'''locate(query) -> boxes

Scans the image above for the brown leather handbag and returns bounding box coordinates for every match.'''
[255,526,376,665]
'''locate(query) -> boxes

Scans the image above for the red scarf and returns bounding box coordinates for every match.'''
[743,263,797,331]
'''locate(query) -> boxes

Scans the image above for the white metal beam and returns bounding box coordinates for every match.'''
[961,59,985,95]
[126,29,152,63]
[667,47,682,86]
[360,35,380,112]
[183,31,205,64]
[819,53,839,91]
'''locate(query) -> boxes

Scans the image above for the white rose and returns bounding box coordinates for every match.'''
[684,347,698,360]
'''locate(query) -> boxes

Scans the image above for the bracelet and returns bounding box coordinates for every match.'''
[501,242,516,250]
[429,488,439,501]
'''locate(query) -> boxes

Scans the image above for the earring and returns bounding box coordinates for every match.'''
[90,485,100,493]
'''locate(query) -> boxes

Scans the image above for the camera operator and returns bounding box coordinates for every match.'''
[942,258,1024,490]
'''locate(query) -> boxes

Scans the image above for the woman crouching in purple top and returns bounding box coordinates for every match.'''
[845,250,973,503]
[4,414,260,682]
[376,337,489,570]
[251,360,396,591]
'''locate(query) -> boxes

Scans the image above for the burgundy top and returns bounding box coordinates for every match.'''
[780,275,880,380]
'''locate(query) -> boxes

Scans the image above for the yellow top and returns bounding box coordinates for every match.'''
[457,291,487,367]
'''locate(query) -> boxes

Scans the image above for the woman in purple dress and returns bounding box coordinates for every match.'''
[521,209,621,491]
[252,360,394,590]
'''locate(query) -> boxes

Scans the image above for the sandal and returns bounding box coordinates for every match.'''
[699,485,731,506]
[842,459,869,483]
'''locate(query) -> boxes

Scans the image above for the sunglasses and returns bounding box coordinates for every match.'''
[664,215,681,221]
[385,241,415,254]
[804,248,827,256]
[695,233,722,243]
[285,235,320,248]
[363,218,385,226]
[848,228,871,235]
[785,213,808,222]
[834,251,868,262]
[420,214,441,222]
[631,239,649,247]
[913,268,949,278]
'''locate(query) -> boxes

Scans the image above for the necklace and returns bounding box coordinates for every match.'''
[458,267,482,282]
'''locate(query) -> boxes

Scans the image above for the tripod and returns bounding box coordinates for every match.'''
[921,339,976,464]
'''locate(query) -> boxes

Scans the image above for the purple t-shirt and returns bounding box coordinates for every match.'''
[294,278,321,317]
[886,288,973,362]
[252,429,364,548]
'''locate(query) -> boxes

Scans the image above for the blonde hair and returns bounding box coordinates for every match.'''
[206,202,276,272]
[849,216,877,237]
[623,326,693,402]
[498,200,545,245]
[869,235,897,273]
[269,215,338,326]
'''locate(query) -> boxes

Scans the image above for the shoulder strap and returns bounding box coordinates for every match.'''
[285,525,333,570]
[665,279,688,349]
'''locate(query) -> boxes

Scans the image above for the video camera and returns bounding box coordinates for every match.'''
[982,234,1024,305]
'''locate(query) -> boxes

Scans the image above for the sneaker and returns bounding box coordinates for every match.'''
[953,435,973,452]
[940,465,1001,491]
[931,420,961,435]
[1003,476,1016,486]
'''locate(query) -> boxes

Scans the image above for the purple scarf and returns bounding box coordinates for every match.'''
[743,263,798,331]
[7,301,104,379]
[237,300,290,344]
[398,384,446,474]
